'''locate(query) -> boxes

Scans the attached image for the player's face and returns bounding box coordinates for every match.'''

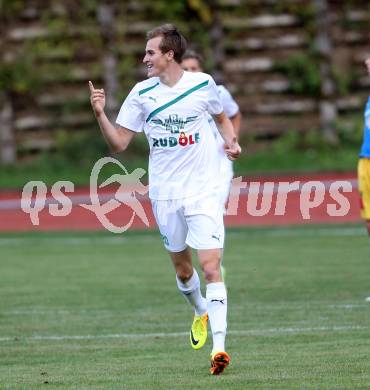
[143,37,170,78]
[181,58,202,72]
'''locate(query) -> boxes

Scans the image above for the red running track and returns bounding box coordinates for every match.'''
[0,172,362,232]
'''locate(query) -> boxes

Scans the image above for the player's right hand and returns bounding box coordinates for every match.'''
[89,81,105,116]
[225,141,242,161]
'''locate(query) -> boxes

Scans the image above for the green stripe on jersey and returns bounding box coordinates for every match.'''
[146,80,209,123]
[138,82,159,96]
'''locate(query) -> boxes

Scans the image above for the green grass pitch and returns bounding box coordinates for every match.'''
[1,225,370,389]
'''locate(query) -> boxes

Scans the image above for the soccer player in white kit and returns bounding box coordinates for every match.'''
[181,50,241,207]
[181,50,242,286]
[89,24,241,375]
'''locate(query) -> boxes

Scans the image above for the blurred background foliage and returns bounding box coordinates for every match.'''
[0,0,369,187]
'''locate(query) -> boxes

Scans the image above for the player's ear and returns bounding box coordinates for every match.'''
[166,50,175,62]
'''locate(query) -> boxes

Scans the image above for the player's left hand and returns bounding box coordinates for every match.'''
[225,141,242,160]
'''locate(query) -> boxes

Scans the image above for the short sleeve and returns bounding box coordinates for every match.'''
[206,76,223,116]
[218,85,239,118]
[116,87,144,132]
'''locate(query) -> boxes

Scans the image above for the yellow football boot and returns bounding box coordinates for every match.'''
[190,313,208,350]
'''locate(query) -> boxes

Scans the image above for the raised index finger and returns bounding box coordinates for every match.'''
[88,80,95,93]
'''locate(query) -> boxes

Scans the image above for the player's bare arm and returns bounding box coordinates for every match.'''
[229,111,242,139]
[89,81,136,153]
[214,111,242,160]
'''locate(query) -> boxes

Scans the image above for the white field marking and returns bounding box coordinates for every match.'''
[2,309,117,316]
[0,226,365,247]
[3,301,367,316]
[0,235,159,246]
[0,325,369,343]
[328,304,367,309]
[228,226,365,237]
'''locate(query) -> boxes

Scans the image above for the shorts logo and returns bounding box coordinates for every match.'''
[211,234,221,242]
[152,132,200,148]
[211,299,225,304]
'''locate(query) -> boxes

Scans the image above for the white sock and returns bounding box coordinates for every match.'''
[176,268,207,316]
[206,282,227,354]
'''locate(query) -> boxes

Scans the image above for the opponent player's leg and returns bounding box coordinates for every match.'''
[363,219,370,302]
[358,158,370,241]
[219,174,233,283]
[358,159,370,301]
[220,175,232,284]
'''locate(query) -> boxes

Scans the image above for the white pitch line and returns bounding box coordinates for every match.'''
[0,226,365,247]
[2,301,367,316]
[328,304,366,309]
[0,235,159,246]
[1,325,369,343]
[228,226,366,237]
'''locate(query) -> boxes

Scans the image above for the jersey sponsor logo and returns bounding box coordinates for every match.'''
[152,132,200,148]
[151,114,198,133]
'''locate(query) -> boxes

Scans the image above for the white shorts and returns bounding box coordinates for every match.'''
[152,192,225,252]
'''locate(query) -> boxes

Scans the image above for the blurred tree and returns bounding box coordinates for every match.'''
[0,1,15,165]
[187,0,212,25]
[313,0,338,145]
[208,7,224,85]
[0,90,15,165]
[0,0,32,165]
[97,0,119,122]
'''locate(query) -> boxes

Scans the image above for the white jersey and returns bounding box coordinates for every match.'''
[209,85,239,180]
[218,85,239,119]
[116,71,223,200]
